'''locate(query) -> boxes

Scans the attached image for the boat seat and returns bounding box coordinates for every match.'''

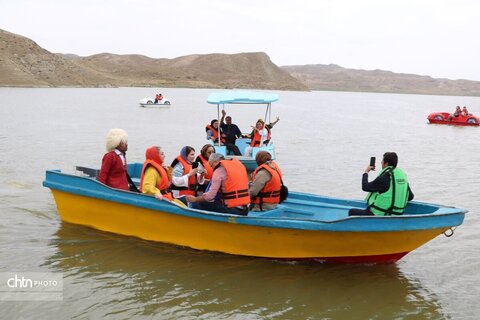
[76,166,99,179]
[247,205,286,218]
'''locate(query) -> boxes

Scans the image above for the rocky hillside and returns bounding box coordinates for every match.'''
[2,28,480,96]
[73,52,307,90]
[0,29,306,90]
[0,29,113,87]
[282,64,480,96]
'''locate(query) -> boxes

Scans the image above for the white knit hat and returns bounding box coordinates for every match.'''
[105,128,128,152]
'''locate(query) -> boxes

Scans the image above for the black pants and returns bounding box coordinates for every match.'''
[348,208,375,216]
[225,143,242,155]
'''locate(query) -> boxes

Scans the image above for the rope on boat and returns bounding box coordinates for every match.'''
[444,227,456,237]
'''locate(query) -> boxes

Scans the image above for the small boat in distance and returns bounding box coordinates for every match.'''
[207,91,278,172]
[42,165,466,264]
[427,112,479,126]
[139,96,171,107]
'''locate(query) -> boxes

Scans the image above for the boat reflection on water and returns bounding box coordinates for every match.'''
[44,222,448,319]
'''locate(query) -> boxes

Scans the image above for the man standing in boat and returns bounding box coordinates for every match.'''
[349,152,414,216]
[98,128,138,192]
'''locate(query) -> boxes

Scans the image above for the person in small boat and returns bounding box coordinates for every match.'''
[195,144,216,192]
[98,128,137,192]
[206,119,241,155]
[348,152,414,216]
[140,146,174,201]
[220,110,243,155]
[249,151,283,211]
[185,153,250,215]
[154,93,163,104]
[448,106,462,120]
[206,119,223,142]
[244,117,279,157]
[170,146,206,198]
[462,106,470,116]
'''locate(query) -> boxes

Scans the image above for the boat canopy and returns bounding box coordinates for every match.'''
[207,91,279,105]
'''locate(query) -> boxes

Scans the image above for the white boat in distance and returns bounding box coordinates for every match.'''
[139,97,172,107]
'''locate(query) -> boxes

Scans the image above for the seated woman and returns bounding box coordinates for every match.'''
[170,146,205,198]
[249,151,283,211]
[206,119,223,143]
[195,144,215,191]
[140,146,174,201]
[463,106,470,116]
[244,117,279,157]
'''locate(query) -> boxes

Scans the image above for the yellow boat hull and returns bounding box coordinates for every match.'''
[51,190,447,262]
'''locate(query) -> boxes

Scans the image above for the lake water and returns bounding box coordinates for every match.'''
[0,87,479,319]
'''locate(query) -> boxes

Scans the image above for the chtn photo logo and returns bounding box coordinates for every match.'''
[0,272,63,301]
[7,274,58,288]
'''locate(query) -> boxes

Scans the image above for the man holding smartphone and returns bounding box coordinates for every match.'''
[349,152,414,216]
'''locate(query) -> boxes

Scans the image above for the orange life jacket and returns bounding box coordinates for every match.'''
[171,156,197,196]
[197,154,214,180]
[251,161,282,204]
[206,124,225,143]
[139,160,173,200]
[250,126,271,147]
[217,158,250,208]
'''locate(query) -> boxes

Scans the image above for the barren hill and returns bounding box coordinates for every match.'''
[0,29,114,87]
[3,28,480,96]
[72,52,307,90]
[0,29,306,90]
[282,64,480,96]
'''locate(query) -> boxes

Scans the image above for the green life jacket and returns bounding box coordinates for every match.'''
[366,166,409,216]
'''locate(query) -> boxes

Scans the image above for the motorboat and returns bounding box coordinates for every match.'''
[42,165,466,264]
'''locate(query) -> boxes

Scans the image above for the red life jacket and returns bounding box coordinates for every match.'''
[250,127,271,147]
[197,154,214,180]
[251,161,282,204]
[217,158,250,208]
[171,156,197,196]
[206,124,225,143]
[139,160,173,200]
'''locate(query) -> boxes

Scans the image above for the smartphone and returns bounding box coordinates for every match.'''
[197,162,205,174]
[192,162,199,169]
[369,156,376,168]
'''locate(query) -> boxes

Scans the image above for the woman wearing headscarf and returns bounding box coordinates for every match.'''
[170,146,205,198]
[140,146,173,201]
[98,128,131,191]
[205,119,224,144]
[249,151,283,211]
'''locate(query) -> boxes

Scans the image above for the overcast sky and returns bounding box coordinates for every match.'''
[1,0,479,81]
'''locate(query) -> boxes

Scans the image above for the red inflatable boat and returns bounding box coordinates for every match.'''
[427,112,480,126]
